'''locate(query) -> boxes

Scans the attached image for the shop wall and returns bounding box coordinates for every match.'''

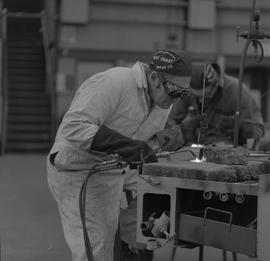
[55,0,270,121]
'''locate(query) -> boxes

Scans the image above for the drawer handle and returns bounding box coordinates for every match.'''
[203,207,233,232]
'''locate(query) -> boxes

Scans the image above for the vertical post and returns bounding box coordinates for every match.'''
[1,8,7,155]
[233,40,251,147]
[40,7,57,145]
[233,0,256,147]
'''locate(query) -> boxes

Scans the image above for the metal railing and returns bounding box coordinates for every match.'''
[40,9,57,145]
[1,9,8,155]
[0,9,57,153]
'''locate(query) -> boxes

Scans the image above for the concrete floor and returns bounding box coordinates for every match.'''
[0,154,253,261]
[0,154,69,261]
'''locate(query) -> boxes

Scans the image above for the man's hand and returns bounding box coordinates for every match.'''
[91,125,157,165]
[205,64,219,86]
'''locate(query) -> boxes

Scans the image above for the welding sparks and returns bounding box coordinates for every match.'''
[190,153,206,163]
[191,144,204,148]
[189,144,206,162]
[190,157,206,163]
[190,157,203,163]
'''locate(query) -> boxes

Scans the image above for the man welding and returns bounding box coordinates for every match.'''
[47,49,192,261]
[160,63,264,149]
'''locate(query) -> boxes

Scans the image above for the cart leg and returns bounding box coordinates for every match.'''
[169,246,177,261]
[199,245,204,261]
[232,252,237,261]
[222,250,227,261]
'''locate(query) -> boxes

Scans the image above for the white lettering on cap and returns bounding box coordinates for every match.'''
[160,57,173,63]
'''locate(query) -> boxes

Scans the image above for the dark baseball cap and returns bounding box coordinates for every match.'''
[149,50,192,77]
[190,63,220,90]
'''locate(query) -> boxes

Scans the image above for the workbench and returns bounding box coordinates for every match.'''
[136,150,270,261]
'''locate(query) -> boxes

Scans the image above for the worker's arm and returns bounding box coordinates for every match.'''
[239,84,264,143]
[215,83,265,144]
[91,125,157,164]
[60,75,123,151]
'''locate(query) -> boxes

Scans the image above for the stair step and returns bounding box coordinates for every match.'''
[9,98,49,106]
[8,75,45,83]
[7,132,50,140]
[8,46,43,54]
[8,68,45,75]
[8,123,51,132]
[8,53,45,61]
[8,91,47,98]
[8,107,50,115]
[8,83,45,90]
[8,30,42,38]
[5,142,51,153]
[8,60,45,68]
[8,115,50,123]
[8,41,43,48]
[9,93,48,99]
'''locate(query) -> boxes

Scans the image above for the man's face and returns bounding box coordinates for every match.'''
[150,72,191,109]
[191,83,217,104]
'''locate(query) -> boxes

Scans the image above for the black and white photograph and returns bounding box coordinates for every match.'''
[1,0,270,261]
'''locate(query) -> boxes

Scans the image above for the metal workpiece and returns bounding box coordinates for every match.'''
[140,211,170,238]
[141,212,156,232]
[150,211,170,238]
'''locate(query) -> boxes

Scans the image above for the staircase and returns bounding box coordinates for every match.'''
[6,18,51,153]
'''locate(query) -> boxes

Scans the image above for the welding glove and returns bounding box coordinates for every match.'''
[90,125,157,165]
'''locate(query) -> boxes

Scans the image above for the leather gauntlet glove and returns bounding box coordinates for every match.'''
[91,125,157,164]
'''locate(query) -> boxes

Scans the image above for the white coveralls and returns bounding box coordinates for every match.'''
[47,62,170,261]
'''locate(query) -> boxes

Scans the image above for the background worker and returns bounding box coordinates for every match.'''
[164,63,264,148]
[47,49,192,261]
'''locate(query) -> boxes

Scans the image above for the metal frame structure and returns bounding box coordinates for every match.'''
[137,163,270,261]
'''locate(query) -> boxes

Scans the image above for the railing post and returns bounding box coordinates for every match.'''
[40,9,57,145]
[1,8,8,155]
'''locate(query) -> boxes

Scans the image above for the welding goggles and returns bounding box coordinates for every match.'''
[160,75,192,99]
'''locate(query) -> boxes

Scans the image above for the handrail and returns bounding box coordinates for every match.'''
[1,8,8,155]
[7,12,41,19]
[40,9,57,145]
